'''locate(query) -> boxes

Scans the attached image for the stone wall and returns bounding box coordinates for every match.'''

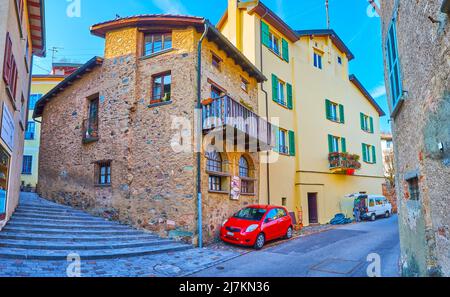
[38,25,260,244]
[380,0,449,276]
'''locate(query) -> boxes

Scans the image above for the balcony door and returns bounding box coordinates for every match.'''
[88,97,99,129]
[307,193,318,224]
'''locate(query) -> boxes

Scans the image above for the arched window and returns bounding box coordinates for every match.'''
[206,151,223,192]
[239,156,254,194]
[239,156,249,177]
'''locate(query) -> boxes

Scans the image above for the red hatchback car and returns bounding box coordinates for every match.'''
[220,205,293,249]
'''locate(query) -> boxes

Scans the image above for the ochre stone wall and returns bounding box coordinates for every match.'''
[38,26,260,244]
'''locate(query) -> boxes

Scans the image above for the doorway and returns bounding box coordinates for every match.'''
[0,146,11,221]
[307,193,318,224]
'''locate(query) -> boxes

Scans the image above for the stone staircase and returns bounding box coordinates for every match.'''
[0,195,192,260]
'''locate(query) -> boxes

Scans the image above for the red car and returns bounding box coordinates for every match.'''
[220,205,293,249]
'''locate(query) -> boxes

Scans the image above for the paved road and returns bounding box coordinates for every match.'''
[192,215,400,277]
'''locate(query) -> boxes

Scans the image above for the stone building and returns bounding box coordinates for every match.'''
[380,0,449,276]
[34,15,271,245]
[0,0,46,229]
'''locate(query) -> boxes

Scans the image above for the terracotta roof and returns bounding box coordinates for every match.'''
[349,75,385,117]
[33,56,104,118]
[27,0,46,57]
[296,29,355,61]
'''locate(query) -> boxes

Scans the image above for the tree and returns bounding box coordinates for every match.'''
[384,150,395,188]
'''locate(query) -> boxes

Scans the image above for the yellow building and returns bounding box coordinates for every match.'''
[21,74,64,190]
[219,0,385,225]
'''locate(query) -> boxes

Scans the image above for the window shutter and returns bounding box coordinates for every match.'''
[282,38,289,62]
[289,130,295,156]
[286,83,293,109]
[369,116,374,133]
[341,137,347,153]
[372,146,376,164]
[325,100,331,120]
[271,74,278,102]
[261,21,270,48]
[3,33,12,84]
[362,144,367,162]
[339,104,345,123]
[360,113,365,130]
[328,135,334,153]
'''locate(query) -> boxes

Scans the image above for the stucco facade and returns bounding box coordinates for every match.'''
[380,0,449,276]
[0,0,45,229]
[219,0,385,225]
[35,17,267,244]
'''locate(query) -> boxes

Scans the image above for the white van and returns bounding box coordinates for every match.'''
[354,195,392,221]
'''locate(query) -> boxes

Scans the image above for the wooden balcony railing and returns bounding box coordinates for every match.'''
[329,152,362,175]
[82,118,99,144]
[202,95,275,150]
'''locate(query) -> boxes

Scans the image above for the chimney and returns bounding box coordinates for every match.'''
[227,0,242,50]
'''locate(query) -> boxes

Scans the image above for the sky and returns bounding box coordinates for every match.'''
[33,0,390,132]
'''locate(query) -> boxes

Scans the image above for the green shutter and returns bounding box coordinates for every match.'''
[328,135,334,153]
[261,21,270,47]
[362,144,367,162]
[339,104,345,123]
[282,38,289,62]
[286,83,293,109]
[341,137,347,153]
[271,74,278,102]
[369,116,374,133]
[289,130,295,156]
[360,113,365,130]
[274,127,280,152]
[372,146,376,164]
[325,100,331,120]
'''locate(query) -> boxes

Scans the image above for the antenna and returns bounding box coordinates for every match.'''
[325,0,330,29]
[49,46,63,66]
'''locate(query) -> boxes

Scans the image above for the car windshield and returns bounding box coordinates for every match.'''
[233,208,267,221]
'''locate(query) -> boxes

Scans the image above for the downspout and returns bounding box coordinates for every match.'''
[260,9,271,205]
[196,22,209,248]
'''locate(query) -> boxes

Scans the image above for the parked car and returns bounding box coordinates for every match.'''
[354,195,392,221]
[220,205,293,250]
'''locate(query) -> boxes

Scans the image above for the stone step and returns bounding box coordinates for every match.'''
[0,238,175,250]
[11,213,110,221]
[0,233,159,242]
[2,226,145,236]
[0,244,191,260]
[19,203,75,210]
[14,209,94,218]
[6,222,130,230]
[15,207,91,215]
[10,217,118,226]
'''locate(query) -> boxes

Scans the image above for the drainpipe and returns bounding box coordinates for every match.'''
[196,22,209,248]
[260,9,271,205]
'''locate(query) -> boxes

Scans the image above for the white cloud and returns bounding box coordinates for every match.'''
[151,0,188,15]
[370,83,387,98]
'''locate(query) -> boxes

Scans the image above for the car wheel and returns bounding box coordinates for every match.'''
[254,233,265,250]
[285,226,293,239]
[385,211,390,218]
[370,213,376,221]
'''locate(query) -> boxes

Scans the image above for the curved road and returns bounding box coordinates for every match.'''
[193,215,400,277]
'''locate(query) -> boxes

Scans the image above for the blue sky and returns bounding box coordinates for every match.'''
[33,0,390,132]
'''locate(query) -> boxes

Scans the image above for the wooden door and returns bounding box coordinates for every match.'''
[308,193,318,224]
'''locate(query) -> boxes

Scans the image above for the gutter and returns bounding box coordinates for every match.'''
[196,22,210,248]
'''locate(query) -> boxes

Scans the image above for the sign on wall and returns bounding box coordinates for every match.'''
[1,103,15,151]
[230,176,241,201]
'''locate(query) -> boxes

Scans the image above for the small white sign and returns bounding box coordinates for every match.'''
[1,103,15,150]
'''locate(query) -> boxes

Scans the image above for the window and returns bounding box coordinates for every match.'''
[328,135,347,153]
[313,51,323,69]
[22,155,32,175]
[276,208,287,218]
[362,143,376,164]
[211,52,222,70]
[24,122,35,140]
[360,113,374,133]
[211,85,223,99]
[240,77,249,93]
[386,140,392,149]
[337,56,342,65]
[325,100,344,123]
[233,207,267,221]
[386,19,402,111]
[261,21,289,62]
[97,161,111,186]
[144,33,172,56]
[265,209,278,221]
[271,74,293,109]
[3,33,18,100]
[239,156,254,195]
[269,31,280,55]
[278,129,288,154]
[206,151,223,192]
[29,94,42,110]
[407,177,420,201]
[282,198,287,206]
[275,128,296,156]
[151,72,171,103]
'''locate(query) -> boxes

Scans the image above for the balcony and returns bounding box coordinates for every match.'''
[202,96,275,151]
[328,152,361,175]
[82,118,99,144]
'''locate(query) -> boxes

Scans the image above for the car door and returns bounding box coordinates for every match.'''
[276,208,290,238]
[262,209,279,240]
[375,197,384,215]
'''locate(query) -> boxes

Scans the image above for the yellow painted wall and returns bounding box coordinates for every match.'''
[21,77,63,189]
